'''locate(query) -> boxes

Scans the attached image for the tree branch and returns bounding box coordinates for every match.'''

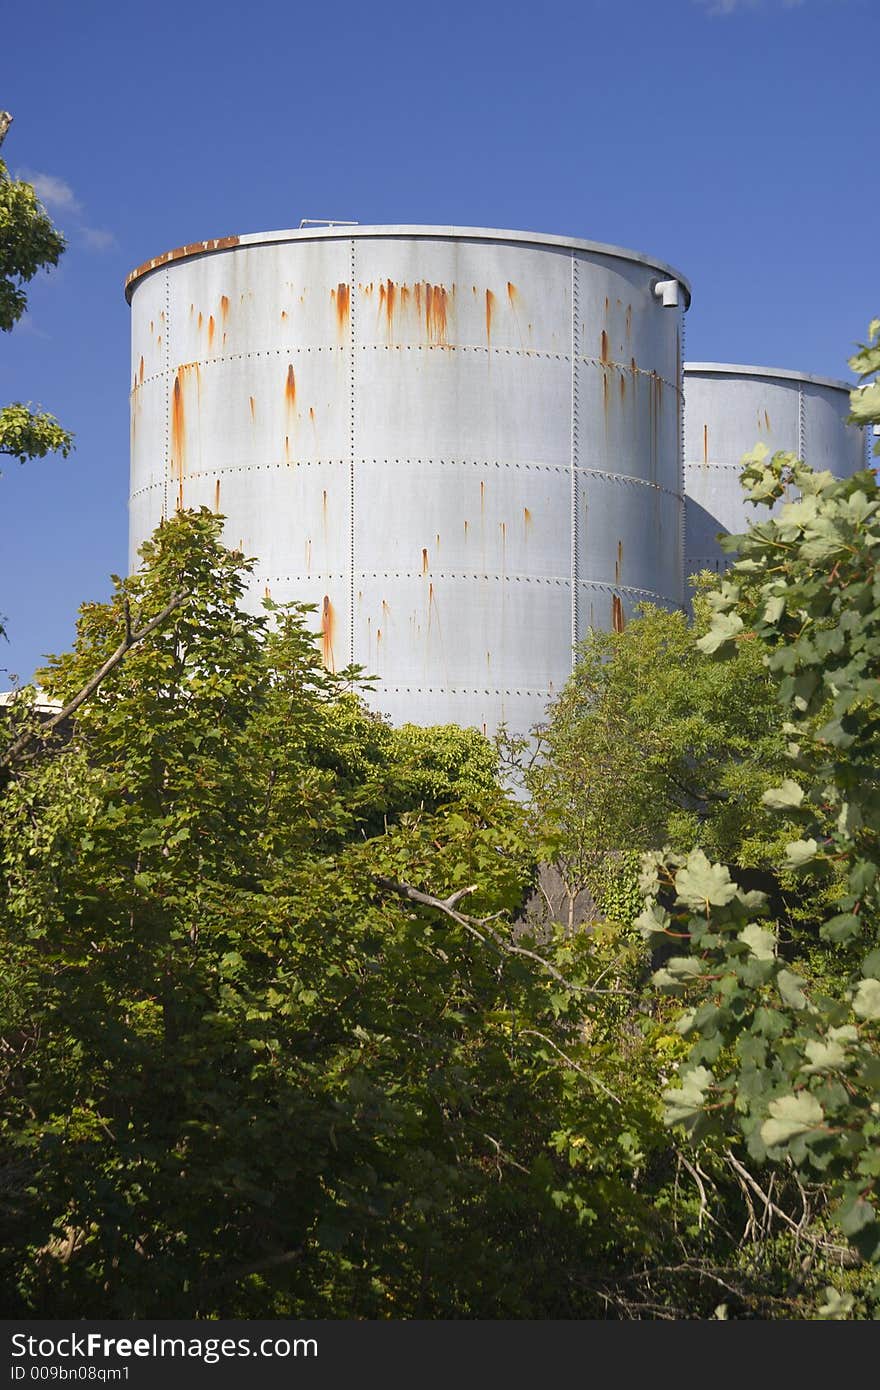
[0,591,189,769]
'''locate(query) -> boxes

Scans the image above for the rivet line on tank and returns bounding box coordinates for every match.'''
[349,238,356,666]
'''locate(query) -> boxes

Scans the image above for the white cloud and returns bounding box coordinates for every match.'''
[80,226,117,252]
[694,0,806,14]
[16,169,116,254]
[19,169,82,214]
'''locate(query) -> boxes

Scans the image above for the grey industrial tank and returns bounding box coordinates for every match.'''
[684,363,867,580]
[126,224,690,735]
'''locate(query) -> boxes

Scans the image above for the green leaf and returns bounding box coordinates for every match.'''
[760,779,804,810]
[738,924,776,961]
[760,1092,824,1147]
[696,611,744,657]
[785,838,818,867]
[777,969,809,1010]
[853,978,880,1021]
[674,850,739,910]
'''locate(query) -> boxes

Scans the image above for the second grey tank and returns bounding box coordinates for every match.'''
[684,362,866,580]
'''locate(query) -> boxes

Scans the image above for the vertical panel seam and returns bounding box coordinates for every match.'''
[798,385,806,463]
[570,253,580,658]
[163,268,170,522]
[349,239,356,666]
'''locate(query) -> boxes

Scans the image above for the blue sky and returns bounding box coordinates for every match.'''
[1,0,876,682]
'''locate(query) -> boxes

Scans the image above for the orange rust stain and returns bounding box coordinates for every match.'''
[604,296,609,315]
[625,304,632,339]
[385,279,396,330]
[284,434,290,461]
[463,519,469,537]
[149,320,154,333]
[170,367,194,480]
[281,309,288,321]
[480,479,485,513]
[376,627,382,644]
[308,406,315,422]
[619,373,626,401]
[485,289,496,344]
[414,282,423,316]
[425,283,448,346]
[703,424,709,463]
[285,364,297,408]
[124,236,240,301]
[321,596,336,672]
[615,539,623,583]
[249,395,256,422]
[177,480,184,512]
[630,356,637,377]
[764,410,771,431]
[214,478,221,513]
[600,330,610,364]
[611,595,625,633]
[602,371,609,414]
[197,312,203,331]
[264,584,271,600]
[207,315,215,350]
[138,356,144,384]
[422,547,429,574]
[219,294,230,324]
[507,281,518,305]
[400,284,410,310]
[331,282,350,337]
[523,507,532,531]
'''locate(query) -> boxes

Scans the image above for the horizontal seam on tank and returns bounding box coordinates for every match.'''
[575,468,682,499]
[130,346,680,391]
[577,580,673,599]
[260,572,575,584]
[360,686,560,696]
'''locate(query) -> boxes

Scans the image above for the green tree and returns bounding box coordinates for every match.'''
[644,320,880,1313]
[0,113,73,468]
[0,509,677,1318]
[525,597,792,930]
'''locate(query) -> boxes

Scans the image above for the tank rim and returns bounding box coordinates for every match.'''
[685,361,857,395]
[124,223,692,306]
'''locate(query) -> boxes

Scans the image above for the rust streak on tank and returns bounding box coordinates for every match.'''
[321,595,336,672]
[171,369,186,480]
[703,424,709,463]
[197,312,203,331]
[764,409,771,431]
[485,289,495,344]
[305,539,312,572]
[414,281,422,316]
[523,507,532,533]
[611,594,625,633]
[615,539,623,583]
[207,315,215,351]
[384,279,396,334]
[281,309,288,321]
[285,364,297,409]
[625,304,632,340]
[220,294,230,324]
[619,372,626,401]
[249,395,256,422]
[421,547,429,575]
[600,329,610,364]
[138,356,144,384]
[507,281,518,305]
[334,282,350,337]
[425,283,448,346]
[214,478,221,513]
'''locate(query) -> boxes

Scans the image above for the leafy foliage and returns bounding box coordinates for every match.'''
[647,319,880,1287]
[0,140,73,473]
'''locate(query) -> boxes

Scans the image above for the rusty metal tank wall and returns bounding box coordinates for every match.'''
[684,364,866,580]
[127,225,689,736]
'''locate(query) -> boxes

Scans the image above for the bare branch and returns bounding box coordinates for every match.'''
[373,876,634,999]
[0,591,189,770]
